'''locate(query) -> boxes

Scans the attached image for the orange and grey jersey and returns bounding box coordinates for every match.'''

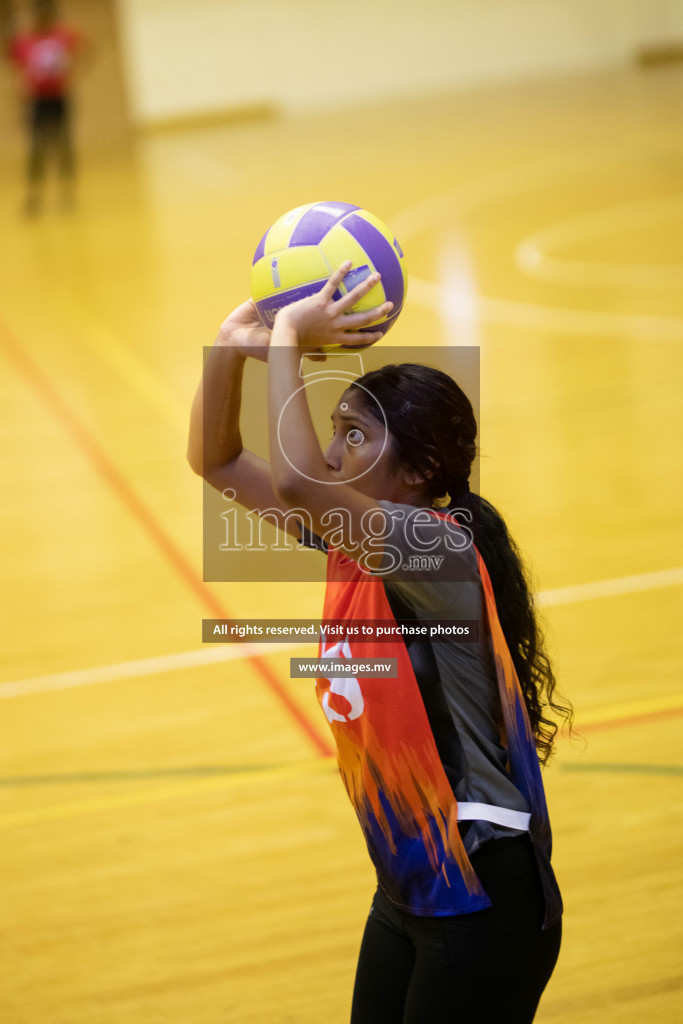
[308,504,562,925]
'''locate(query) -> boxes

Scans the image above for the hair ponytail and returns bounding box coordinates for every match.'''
[448,486,572,764]
[352,363,573,764]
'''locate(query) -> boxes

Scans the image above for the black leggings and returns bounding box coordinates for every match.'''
[27,97,75,183]
[350,836,562,1024]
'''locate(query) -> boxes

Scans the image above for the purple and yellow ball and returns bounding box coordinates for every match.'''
[251,201,407,351]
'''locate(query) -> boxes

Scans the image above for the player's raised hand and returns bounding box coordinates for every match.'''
[271,262,392,352]
[216,298,271,362]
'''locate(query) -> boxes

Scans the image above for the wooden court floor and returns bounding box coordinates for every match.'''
[1,65,682,1022]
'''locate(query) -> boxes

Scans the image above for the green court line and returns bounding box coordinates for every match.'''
[561,762,683,777]
[3,761,681,789]
[0,758,340,830]
[0,764,289,787]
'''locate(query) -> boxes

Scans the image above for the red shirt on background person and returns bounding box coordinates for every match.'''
[10,23,82,100]
[7,0,86,214]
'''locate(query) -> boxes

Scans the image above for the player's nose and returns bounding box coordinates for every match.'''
[324,437,342,472]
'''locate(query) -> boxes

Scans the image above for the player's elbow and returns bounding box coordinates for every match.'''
[187,443,220,482]
[186,443,205,478]
[272,473,307,506]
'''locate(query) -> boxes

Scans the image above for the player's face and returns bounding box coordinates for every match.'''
[324,389,402,499]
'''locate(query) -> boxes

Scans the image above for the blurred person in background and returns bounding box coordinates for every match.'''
[7,0,87,214]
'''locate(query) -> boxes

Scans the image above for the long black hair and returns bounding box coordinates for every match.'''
[350,362,573,764]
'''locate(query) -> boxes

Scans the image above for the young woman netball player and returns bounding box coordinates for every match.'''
[188,264,572,1023]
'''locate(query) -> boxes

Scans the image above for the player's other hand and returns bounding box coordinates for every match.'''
[216,299,271,362]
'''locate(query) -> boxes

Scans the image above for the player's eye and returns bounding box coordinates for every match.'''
[346,428,364,447]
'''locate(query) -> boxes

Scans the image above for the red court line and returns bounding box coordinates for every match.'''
[0,321,334,759]
[578,705,683,734]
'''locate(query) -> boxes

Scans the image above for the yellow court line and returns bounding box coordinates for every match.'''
[0,642,307,698]
[537,567,683,607]
[0,758,338,831]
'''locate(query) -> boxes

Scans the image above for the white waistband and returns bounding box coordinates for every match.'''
[457,802,531,831]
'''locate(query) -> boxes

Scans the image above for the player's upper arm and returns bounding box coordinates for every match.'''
[204,449,302,539]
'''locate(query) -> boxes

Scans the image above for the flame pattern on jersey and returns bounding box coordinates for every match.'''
[317,559,489,915]
[316,510,562,925]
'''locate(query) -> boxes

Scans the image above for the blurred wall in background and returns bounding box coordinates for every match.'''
[116,0,683,127]
[2,0,682,156]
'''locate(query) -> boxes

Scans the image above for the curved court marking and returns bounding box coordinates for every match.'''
[1,566,681,699]
[392,151,683,340]
[27,148,683,437]
[390,150,618,241]
[408,275,683,342]
[515,193,683,289]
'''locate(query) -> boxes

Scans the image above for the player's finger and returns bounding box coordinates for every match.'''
[338,330,384,346]
[321,260,353,299]
[341,301,393,327]
[335,270,382,312]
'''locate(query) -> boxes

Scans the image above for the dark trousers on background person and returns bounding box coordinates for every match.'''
[25,96,76,210]
[350,835,562,1024]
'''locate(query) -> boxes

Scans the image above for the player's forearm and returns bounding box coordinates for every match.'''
[267,328,328,501]
[187,338,246,479]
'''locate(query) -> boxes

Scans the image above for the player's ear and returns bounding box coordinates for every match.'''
[401,460,436,487]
